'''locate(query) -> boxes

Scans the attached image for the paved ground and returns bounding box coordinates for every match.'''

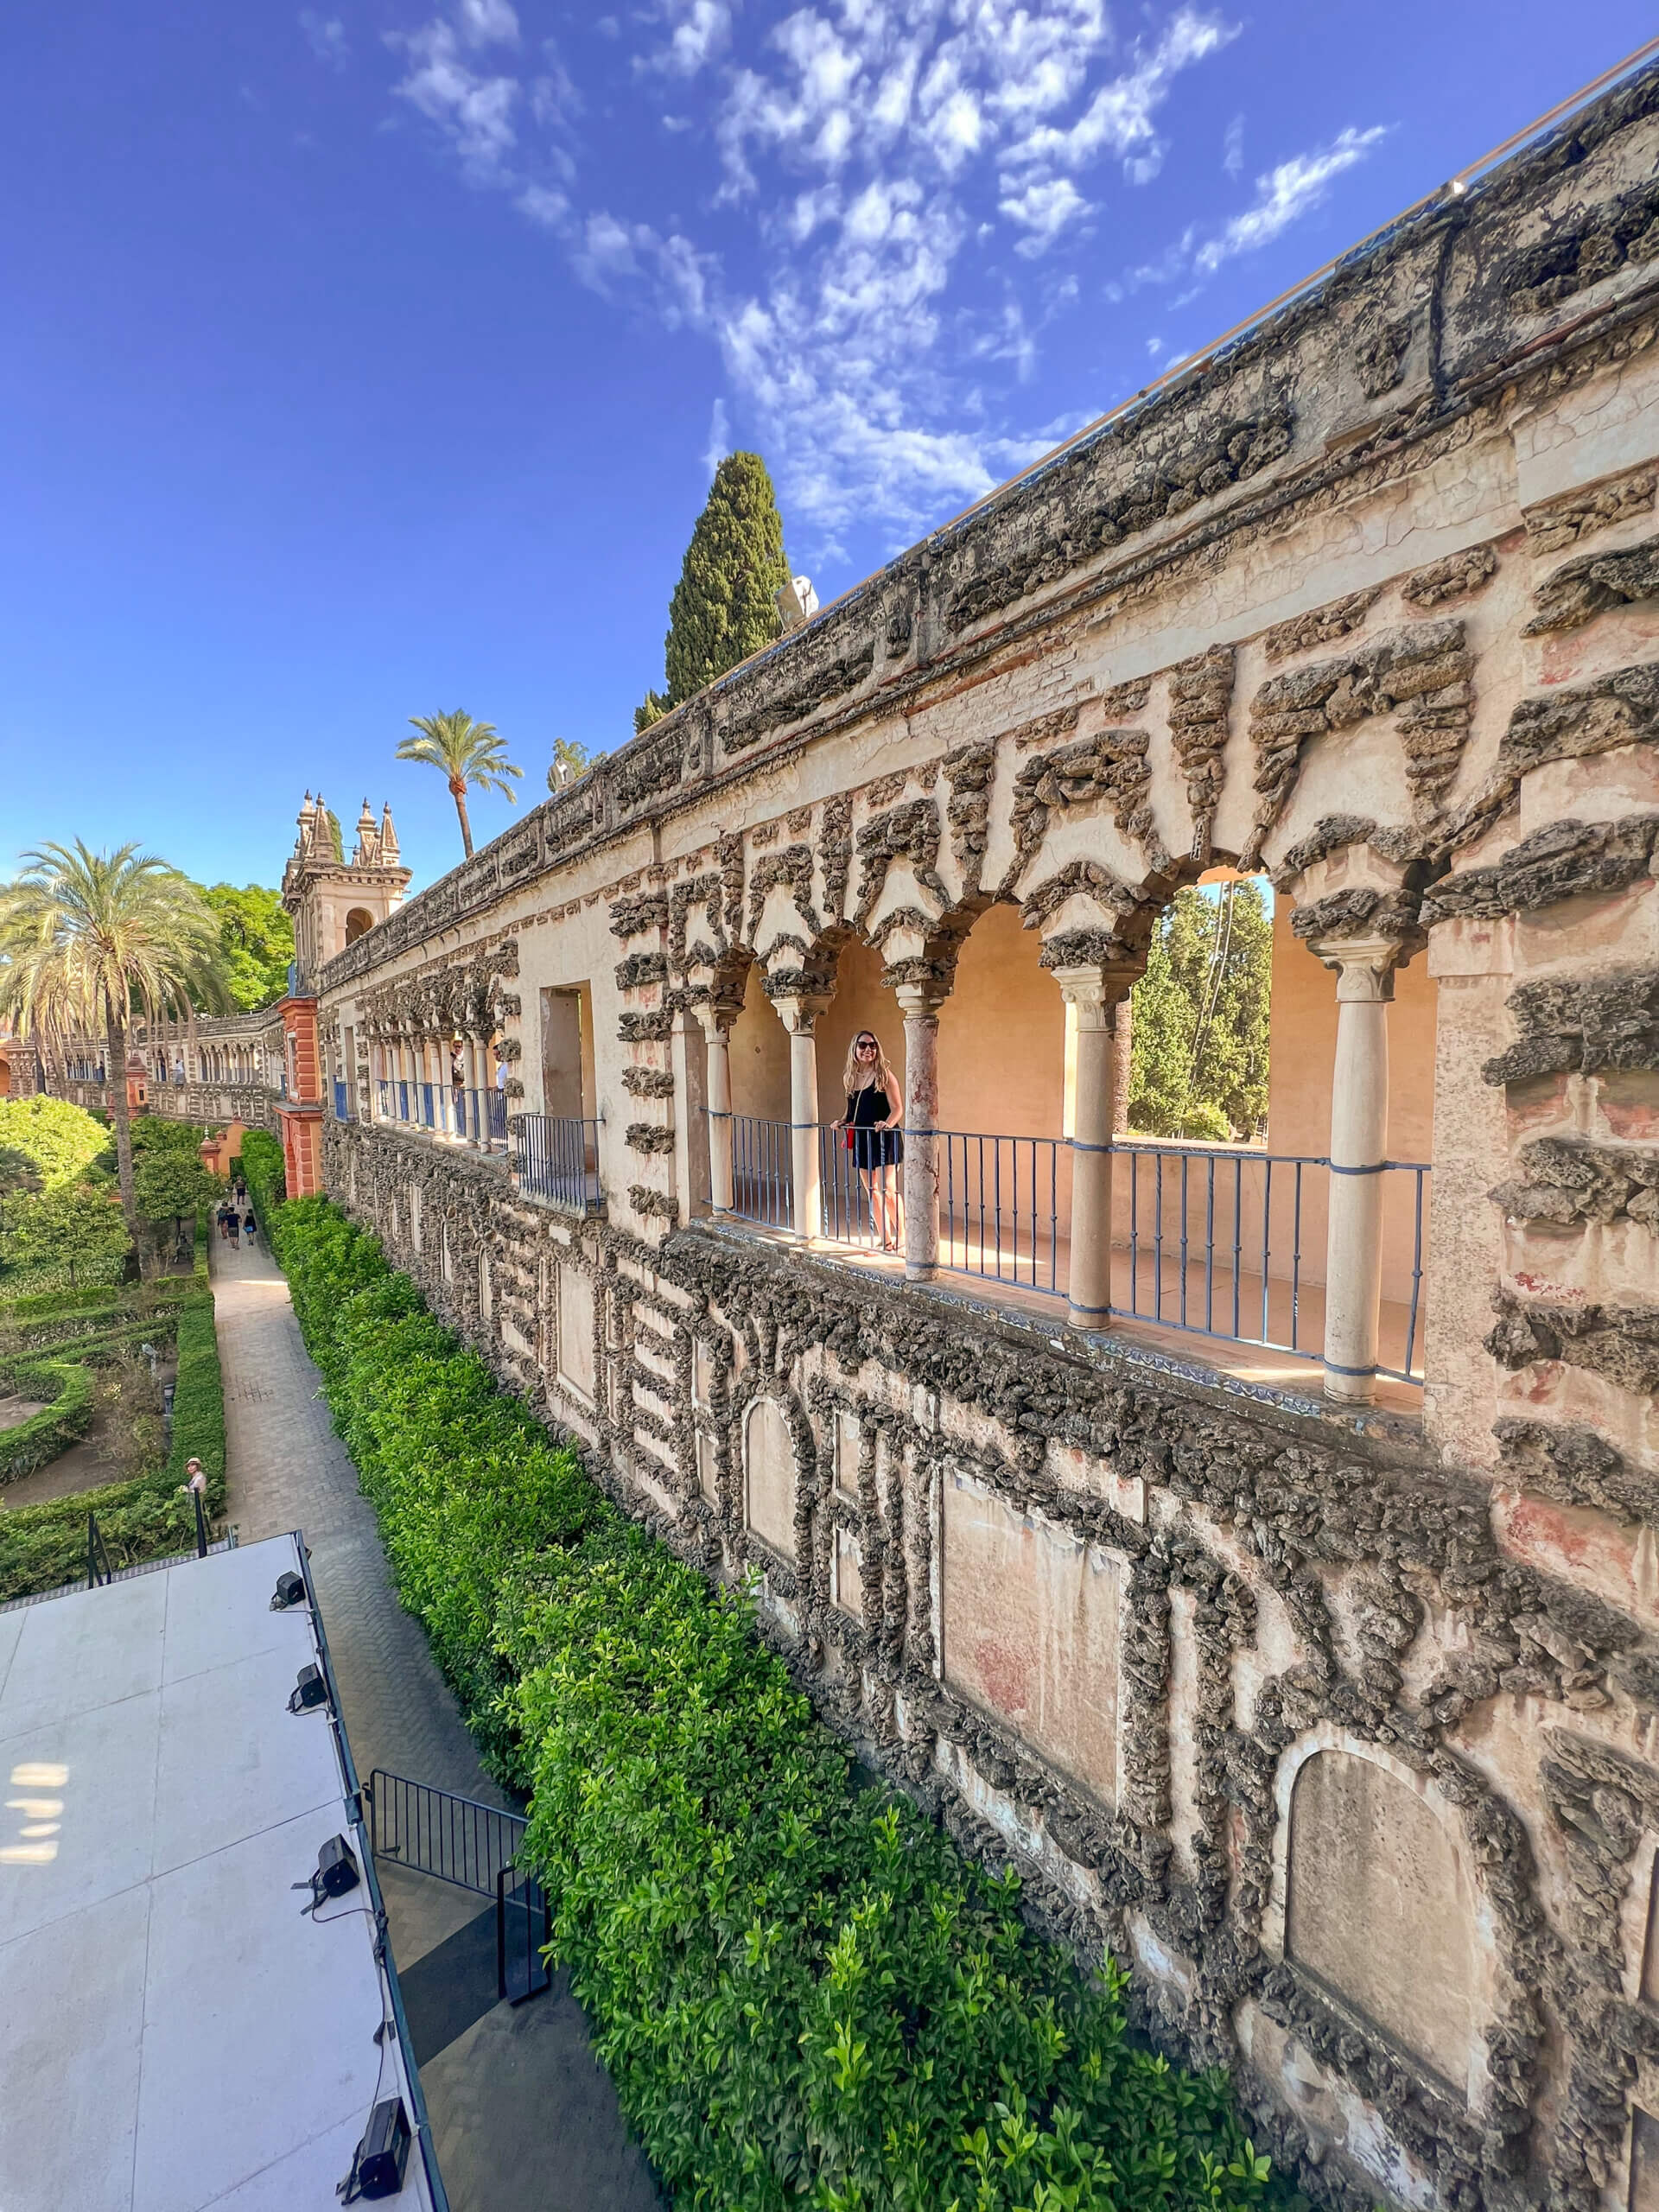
[213,1230,662,2212]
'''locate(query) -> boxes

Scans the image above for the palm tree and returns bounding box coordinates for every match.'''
[397,711,523,860]
[0,843,226,1244]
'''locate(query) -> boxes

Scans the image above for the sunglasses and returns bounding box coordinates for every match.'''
[855,1038,877,1050]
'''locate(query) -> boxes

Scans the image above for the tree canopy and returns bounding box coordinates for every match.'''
[0,841,225,1239]
[0,1183,129,1285]
[398,710,522,861]
[0,1095,114,1192]
[195,882,293,1011]
[1128,882,1273,1143]
[661,452,791,709]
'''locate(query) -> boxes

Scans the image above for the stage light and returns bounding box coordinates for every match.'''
[339,2097,411,2201]
[270,1571,307,1611]
[288,1663,327,1713]
[296,1833,360,1916]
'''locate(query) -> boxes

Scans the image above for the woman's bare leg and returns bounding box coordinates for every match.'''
[862,1159,889,1247]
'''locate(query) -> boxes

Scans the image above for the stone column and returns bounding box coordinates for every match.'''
[1308,933,1404,1405]
[895,982,944,1281]
[1111,996,1134,1135]
[1055,959,1141,1332]
[698,1007,737,1212]
[781,998,828,1243]
[464,1037,485,1146]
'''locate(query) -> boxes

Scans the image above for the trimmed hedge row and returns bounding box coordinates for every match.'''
[264,1186,1280,2212]
[0,1217,227,1599]
[0,1357,98,1483]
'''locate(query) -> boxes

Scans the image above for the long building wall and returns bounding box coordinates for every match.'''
[296,68,1656,2212]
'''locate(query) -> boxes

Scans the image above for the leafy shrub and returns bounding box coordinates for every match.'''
[238,1128,284,1224]
[0,1095,114,1191]
[0,1355,97,1482]
[264,1191,1278,2212]
[0,1212,225,1591]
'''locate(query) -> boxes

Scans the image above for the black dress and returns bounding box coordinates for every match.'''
[846,1083,904,1170]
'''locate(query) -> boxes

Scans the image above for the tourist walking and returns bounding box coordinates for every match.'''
[836,1030,905,1253]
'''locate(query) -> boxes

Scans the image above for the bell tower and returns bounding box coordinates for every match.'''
[280,793,410,994]
[275,792,412,1198]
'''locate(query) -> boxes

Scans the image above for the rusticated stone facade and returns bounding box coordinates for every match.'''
[292,64,1659,2212]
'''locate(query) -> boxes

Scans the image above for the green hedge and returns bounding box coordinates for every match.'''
[0,1357,98,1483]
[264,1190,1278,2212]
[0,1217,226,1598]
[238,1128,284,1226]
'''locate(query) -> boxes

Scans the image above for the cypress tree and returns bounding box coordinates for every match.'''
[664,452,791,707]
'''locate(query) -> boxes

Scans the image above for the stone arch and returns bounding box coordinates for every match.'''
[344,907,374,946]
[1269,1728,1489,2100]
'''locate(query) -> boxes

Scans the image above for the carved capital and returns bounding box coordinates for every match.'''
[1051,958,1141,1023]
[1303,931,1414,1001]
[893,978,948,1020]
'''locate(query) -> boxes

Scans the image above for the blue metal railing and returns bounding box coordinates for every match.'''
[1109,1142,1428,1384]
[728,1113,793,1230]
[512,1114,602,1212]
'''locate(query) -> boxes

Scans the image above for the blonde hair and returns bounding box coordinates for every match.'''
[842,1029,899,1099]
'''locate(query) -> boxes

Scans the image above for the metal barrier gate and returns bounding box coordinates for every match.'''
[365,1769,551,2005]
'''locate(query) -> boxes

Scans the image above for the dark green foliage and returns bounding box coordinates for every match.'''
[664,453,791,707]
[0,1184,130,1285]
[0,1355,96,1481]
[1129,884,1273,1143]
[132,1147,219,1232]
[261,1190,1276,2212]
[0,1217,223,1586]
[238,1128,285,1224]
[194,883,295,1011]
[632,690,670,734]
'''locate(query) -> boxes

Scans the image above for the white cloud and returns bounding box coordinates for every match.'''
[1222,111,1243,175]
[458,0,518,47]
[999,176,1091,257]
[1195,125,1387,271]
[372,1,1250,550]
[300,11,348,70]
[1001,10,1236,185]
[391,17,519,180]
[702,396,731,474]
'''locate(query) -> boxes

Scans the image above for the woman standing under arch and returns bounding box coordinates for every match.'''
[838,1030,905,1253]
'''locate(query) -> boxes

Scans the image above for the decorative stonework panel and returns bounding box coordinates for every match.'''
[745,1397,797,1559]
[1285,1749,1478,2094]
[834,1528,864,1618]
[941,1471,1120,1809]
[556,1262,595,1403]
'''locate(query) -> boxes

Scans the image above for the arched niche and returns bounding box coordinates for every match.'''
[743,1395,798,1559]
[1274,1732,1484,2096]
[726,959,791,1125]
[345,907,374,946]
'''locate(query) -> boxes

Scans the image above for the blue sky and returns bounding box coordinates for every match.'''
[3,3,1652,894]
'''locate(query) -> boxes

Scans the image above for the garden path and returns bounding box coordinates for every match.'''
[212,1229,662,2212]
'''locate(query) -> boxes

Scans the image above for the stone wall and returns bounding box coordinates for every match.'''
[302,66,1659,2212]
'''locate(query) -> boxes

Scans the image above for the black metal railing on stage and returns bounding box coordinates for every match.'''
[365,1769,528,1899]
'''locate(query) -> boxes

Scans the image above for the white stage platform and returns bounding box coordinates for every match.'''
[0,1533,441,2211]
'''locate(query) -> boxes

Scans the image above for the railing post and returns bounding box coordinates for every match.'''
[779,994,829,1243]
[1304,929,1409,1404]
[894,981,946,1282]
[697,1006,738,1213]
[1054,955,1141,1332]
